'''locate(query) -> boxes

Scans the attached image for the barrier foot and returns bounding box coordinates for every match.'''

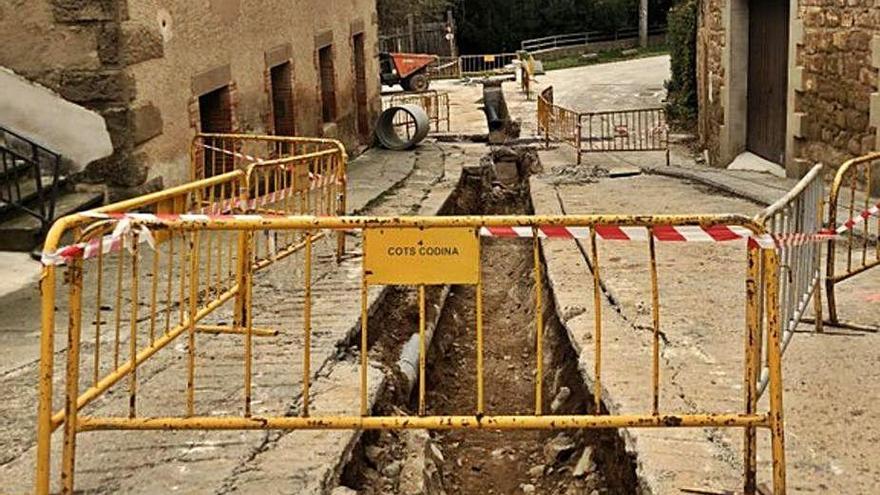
[680,483,772,495]
[679,487,737,495]
[195,325,279,337]
[799,318,878,333]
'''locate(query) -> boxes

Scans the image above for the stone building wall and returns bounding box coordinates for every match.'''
[797,2,879,172]
[0,0,380,196]
[0,0,137,192]
[696,0,726,168]
[696,0,880,178]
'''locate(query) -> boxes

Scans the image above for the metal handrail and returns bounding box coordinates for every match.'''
[520,25,668,51]
[0,125,63,231]
[0,125,62,159]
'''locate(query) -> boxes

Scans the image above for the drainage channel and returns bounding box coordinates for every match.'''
[339,147,639,495]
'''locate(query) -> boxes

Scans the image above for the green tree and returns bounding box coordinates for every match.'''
[665,0,697,126]
[451,0,672,54]
[378,0,454,30]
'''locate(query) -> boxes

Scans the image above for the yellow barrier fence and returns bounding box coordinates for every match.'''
[458,53,519,76]
[36,213,787,495]
[538,86,581,151]
[428,56,463,79]
[538,86,670,166]
[824,152,880,331]
[192,133,348,261]
[33,133,347,494]
[384,90,451,133]
[34,171,248,495]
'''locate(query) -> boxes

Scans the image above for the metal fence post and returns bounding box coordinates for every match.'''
[813,183,824,333]
[743,245,761,495]
[235,180,251,334]
[61,251,84,494]
[764,248,787,495]
[336,152,348,261]
[576,118,583,166]
[35,262,58,495]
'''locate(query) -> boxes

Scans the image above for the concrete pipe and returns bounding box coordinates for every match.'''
[375,103,431,150]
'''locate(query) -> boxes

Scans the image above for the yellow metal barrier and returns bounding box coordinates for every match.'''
[458,53,519,76]
[34,171,249,495]
[192,133,345,181]
[35,213,787,495]
[193,133,348,261]
[537,86,581,152]
[825,152,880,331]
[518,51,535,99]
[428,56,463,79]
[384,90,451,133]
[538,86,670,166]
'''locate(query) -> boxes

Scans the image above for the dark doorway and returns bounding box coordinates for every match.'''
[270,62,295,137]
[353,33,370,141]
[199,85,233,177]
[318,45,337,124]
[747,0,789,164]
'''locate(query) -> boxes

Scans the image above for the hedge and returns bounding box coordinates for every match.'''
[665,0,697,127]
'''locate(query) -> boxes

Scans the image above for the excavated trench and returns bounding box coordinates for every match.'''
[340,148,639,495]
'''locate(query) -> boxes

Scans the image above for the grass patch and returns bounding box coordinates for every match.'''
[542,44,669,72]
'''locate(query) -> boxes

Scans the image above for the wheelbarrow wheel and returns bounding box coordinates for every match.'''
[404,72,430,92]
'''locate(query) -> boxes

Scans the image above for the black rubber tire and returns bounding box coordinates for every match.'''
[404,72,430,92]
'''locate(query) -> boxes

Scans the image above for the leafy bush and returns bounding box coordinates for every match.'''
[665,0,697,127]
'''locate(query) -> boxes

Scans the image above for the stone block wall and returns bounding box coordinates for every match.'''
[797,1,879,172]
[697,0,880,177]
[0,0,143,192]
[696,0,727,167]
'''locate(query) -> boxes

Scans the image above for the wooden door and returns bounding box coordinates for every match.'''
[199,85,233,177]
[353,33,370,141]
[270,62,295,137]
[747,0,789,164]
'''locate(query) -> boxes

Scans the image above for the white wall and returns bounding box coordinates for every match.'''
[0,67,112,168]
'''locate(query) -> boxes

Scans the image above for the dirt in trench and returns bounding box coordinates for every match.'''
[341,147,639,495]
[420,240,611,495]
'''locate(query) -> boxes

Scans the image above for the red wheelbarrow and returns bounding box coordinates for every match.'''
[379,52,438,92]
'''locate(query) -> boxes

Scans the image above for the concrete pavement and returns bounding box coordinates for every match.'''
[0,141,487,494]
[526,57,880,494]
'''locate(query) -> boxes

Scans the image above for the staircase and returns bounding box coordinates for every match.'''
[0,126,103,251]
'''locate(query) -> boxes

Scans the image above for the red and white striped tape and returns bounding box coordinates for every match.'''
[41,217,155,266]
[201,143,262,164]
[836,200,880,235]
[195,197,239,215]
[40,175,343,267]
[479,225,837,249]
[41,210,842,266]
[199,143,326,182]
[191,176,335,215]
[481,224,752,242]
